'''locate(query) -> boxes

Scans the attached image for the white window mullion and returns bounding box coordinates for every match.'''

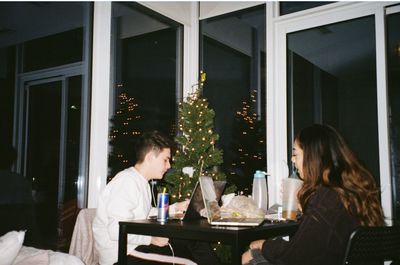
[88,1,112,208]
[269,20,290,206]
[375,7,393,224]
[183,2,199,98]
[267,1,289,206]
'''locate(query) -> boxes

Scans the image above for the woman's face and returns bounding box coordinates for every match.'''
[291,140,304,179]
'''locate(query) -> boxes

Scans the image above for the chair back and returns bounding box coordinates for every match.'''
[342,225,400,265]
[69,208,99,265]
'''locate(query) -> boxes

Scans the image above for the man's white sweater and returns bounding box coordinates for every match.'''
[92,167,155,265]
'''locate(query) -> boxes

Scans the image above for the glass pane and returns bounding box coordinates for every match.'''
[108,3,181,179]
[26,81,62,249]
[0,2,87,72]
[0,46,16,148]
[201,5,266,193]
[280,2,335,16]
[287,16,380,185]
[23,28,83,72]
[387,11,400,224]
[65,76,82,203]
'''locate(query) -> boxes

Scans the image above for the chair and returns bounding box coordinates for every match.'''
[69,208,99,265]
[342,225,400,265]
[57,199,79,252]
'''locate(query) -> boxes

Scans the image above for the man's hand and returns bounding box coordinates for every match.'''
[242,249,253,264]
[249,239,265,250]
[151,236,169,247]
[175,199,190,212]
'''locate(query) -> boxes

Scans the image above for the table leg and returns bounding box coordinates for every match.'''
[232,240,242,265]
[118,223,127,265]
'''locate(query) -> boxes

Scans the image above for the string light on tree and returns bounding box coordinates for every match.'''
[108,89,143,182]
[228,89,266,193]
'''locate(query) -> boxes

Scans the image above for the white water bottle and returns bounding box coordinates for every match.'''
[252,170,268,213]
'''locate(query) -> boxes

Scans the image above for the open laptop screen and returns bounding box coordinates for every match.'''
[199,176,264,226]
[171,180,226,221]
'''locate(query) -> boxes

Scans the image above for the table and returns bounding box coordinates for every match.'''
[118,218,299,265]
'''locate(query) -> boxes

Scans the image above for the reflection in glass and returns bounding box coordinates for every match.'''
[387,12,400,224]
[287,16,380,185]
[201,5,266,193]
[108,3,181,179]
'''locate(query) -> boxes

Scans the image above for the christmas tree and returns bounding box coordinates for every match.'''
[228,90,266,193]
[108,90,143,181]
[166,72,228,201]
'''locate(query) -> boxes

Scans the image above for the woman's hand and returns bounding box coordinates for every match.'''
[151,236,169,247]
[242,249,253,265]
[250,239,265,250]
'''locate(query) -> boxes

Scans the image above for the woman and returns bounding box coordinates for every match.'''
[242,124,385,265]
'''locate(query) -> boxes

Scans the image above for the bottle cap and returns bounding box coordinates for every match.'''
[254,170,266,178]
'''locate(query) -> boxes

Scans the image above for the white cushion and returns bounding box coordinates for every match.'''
[0,231,25,265]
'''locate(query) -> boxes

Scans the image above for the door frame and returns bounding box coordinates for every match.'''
[16,62,87,208]
[24,76,66,207]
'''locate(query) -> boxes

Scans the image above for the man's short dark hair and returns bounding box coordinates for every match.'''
[134,131,174,164]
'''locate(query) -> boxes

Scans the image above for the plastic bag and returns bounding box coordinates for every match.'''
[199,194,265,219]
[220,194,264,218]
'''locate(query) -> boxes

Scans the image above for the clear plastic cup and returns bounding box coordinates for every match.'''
[281,178,303,220]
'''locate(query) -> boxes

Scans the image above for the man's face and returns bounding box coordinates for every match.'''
[148,148,171,180]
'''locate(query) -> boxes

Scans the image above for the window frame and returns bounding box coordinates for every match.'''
[88,2,397,225]
[88,2,198,207]
[271,1,394,222]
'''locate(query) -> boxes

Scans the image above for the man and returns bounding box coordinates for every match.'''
[93,131,220,265]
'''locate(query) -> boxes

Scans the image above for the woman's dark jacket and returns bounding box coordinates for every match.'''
[262,186,359,265]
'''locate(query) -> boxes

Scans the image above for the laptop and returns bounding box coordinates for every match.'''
[169,180,226,221]
[199,176,265,226]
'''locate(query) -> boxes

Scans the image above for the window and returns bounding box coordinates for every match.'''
[108,3,182,179]
[287,16,380,186]
[0,2,92,250]
[200,5,266,193]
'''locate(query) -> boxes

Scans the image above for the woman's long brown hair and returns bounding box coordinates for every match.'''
[295,124,384,226]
